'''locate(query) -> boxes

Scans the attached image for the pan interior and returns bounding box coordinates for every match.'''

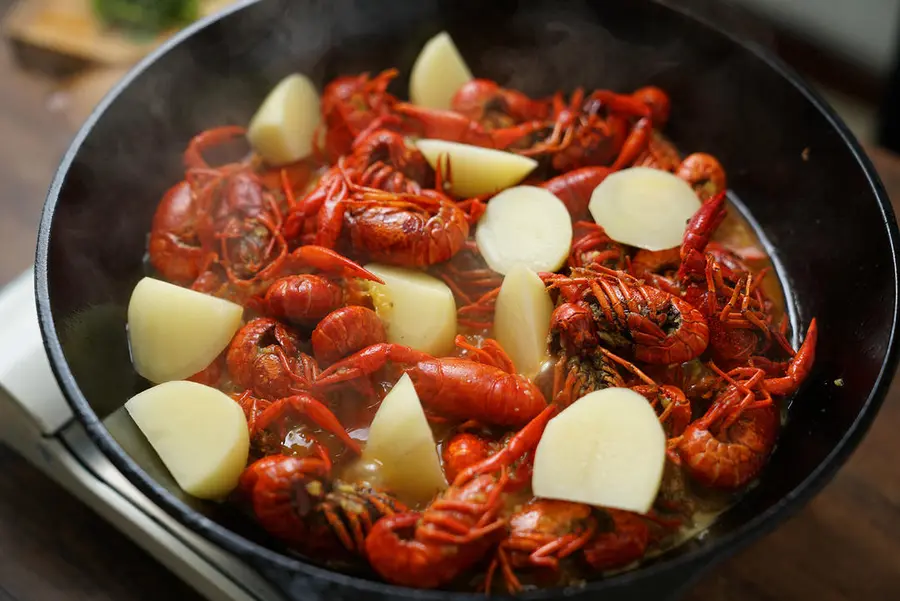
[38,0,898,595]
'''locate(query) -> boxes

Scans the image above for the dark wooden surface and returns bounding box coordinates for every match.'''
[2,9,900,601]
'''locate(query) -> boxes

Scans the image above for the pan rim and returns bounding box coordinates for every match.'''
[33,0,900,598]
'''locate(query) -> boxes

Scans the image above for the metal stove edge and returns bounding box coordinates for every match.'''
[0,269,284,601]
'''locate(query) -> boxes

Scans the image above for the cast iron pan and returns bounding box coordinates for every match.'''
[33,0,900,599]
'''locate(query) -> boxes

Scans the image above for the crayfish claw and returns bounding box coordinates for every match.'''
[763,318,818,396]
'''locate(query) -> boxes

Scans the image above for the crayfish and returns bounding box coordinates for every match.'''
[315,336,548,428]
[136,52,824,594]
[364,405,558,589]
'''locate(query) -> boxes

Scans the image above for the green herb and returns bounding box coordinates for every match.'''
[92,0,200,36]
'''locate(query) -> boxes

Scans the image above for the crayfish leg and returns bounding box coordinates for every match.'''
[253,393,361,455]
[315,343,431,386]
[452,405,557,486]
[287,244,383,283]
[453,335,515,373]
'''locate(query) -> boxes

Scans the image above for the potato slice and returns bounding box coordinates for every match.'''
[493,264,553,378]
[532,387,666,514]
[128,277,243,384]
[409,31,474,110]
[416,139,538,198]
[363,374,448,506]
[247,73,321,166]
[588,166,702,251]
[475,185,573,275]
[365,264,457,356]
[125,381,250,501]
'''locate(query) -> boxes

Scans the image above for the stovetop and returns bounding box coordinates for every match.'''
[0,270,284,601]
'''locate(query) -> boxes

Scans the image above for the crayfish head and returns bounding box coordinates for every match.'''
[549,302,599,356]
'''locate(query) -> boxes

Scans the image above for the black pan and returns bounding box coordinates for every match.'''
[33,0,900,599]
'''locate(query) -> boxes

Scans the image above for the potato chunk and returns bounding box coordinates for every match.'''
[363,374,448,506]
[247,73,321,166]
[128,277,243,384]
[588,166,702,251]
[475,185,573,275]
[409,31,473,110]
[532,388,666,514]
[365,264,457,356]
[493,264,553,378]
[125,381,250,501]
[415,139,538,198]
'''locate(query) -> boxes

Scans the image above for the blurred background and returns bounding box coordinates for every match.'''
[0,1,898,600]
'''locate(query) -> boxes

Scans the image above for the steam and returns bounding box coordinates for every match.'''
[473,0,775,98]
[656,0,777,49]
[491,12,681,95]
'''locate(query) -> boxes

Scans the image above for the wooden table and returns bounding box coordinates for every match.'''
[2,21,900,601]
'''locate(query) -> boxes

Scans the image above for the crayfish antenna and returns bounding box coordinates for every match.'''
[595,347,656,386]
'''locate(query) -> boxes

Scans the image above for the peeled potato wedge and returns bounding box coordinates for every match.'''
[128,277,243,384]
[247,73,321,166]
[363,374,448,506]
[532,388,666,514]
[409,31,474,110]
[589,166,702,251]
[415,139,538,198]
[475,185,573,275]
[366,264,457,356]
[125,381,250,501]
[493,264,554,378]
